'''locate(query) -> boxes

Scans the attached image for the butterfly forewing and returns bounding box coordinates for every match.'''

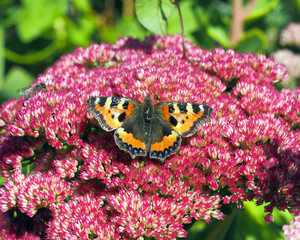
[155,102,213,137]
[86,97,141,131]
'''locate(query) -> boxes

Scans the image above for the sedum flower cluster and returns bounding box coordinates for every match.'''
[283,215,300,240]
[0,35,299,239]
[273,22,300,82]
[280,23,300,48]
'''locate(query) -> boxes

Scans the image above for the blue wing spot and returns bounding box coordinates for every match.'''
[122,143,128,148]
[128,145,133,151]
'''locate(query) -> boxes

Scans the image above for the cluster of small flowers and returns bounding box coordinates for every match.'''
[0,169,72,217]
[283,215,300,240]
[0,35,299,239]
[280,23,300,48]
[273,22,300,83]
[46,190,216,239]
[273,49,300,81]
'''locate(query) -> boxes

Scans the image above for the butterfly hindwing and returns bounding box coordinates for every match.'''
[149,111,182,161]
[86,97,141,131]
[114,110,147,159]
[156,102,213,137]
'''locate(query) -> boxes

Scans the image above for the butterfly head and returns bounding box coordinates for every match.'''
[144,94,152,104]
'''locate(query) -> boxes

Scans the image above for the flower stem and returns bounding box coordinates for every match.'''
[170,0,186,59]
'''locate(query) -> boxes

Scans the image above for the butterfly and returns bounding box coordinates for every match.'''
[17,83,46,100]
[86,95,213,162]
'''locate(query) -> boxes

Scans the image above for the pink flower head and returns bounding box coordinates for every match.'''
[283,215,300,240]
[272,50,300,81]
[0,35,299,239]
[280,23,300,48]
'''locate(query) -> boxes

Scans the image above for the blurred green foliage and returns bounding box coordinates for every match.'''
[0,0,298,239]
[187,201,293,240]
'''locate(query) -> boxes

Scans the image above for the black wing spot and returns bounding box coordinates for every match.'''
[169,116,178,127]
[122,101,129,110]
[178,103,188,113]
[99,98,106,107]
[192,104,200,114]
[169,105,175,113]
[118,112,126,122]
[111,98,121,108]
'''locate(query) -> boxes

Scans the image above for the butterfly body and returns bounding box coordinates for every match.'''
[86,95,213,162]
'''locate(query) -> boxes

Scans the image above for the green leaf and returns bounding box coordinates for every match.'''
[293,0,300,11]
[67,16,97,46]
[207,26,230,47]
[240,201,292,240]
[187,202,292,240]
[0,67,33,101]
[0,176,5,186]
[245,0,279,22]
[235,28,268,53]
[167,0,198,35]
[16,0,67,42]
[100,17,147,43]
[187,213,236,240]
[70,0,91,12]
[0,24,4,89]
[135,0,175,36]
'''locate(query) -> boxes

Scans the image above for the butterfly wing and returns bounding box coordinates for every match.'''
[17,87,32,100]
[17,83,47,100]
[155,102,213,137]
[86,96,213,161]
[86,97,141,131]
[86,96,147,158]
[114,110,148,159]
[17,87,28,96]
[149,111,182,161]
